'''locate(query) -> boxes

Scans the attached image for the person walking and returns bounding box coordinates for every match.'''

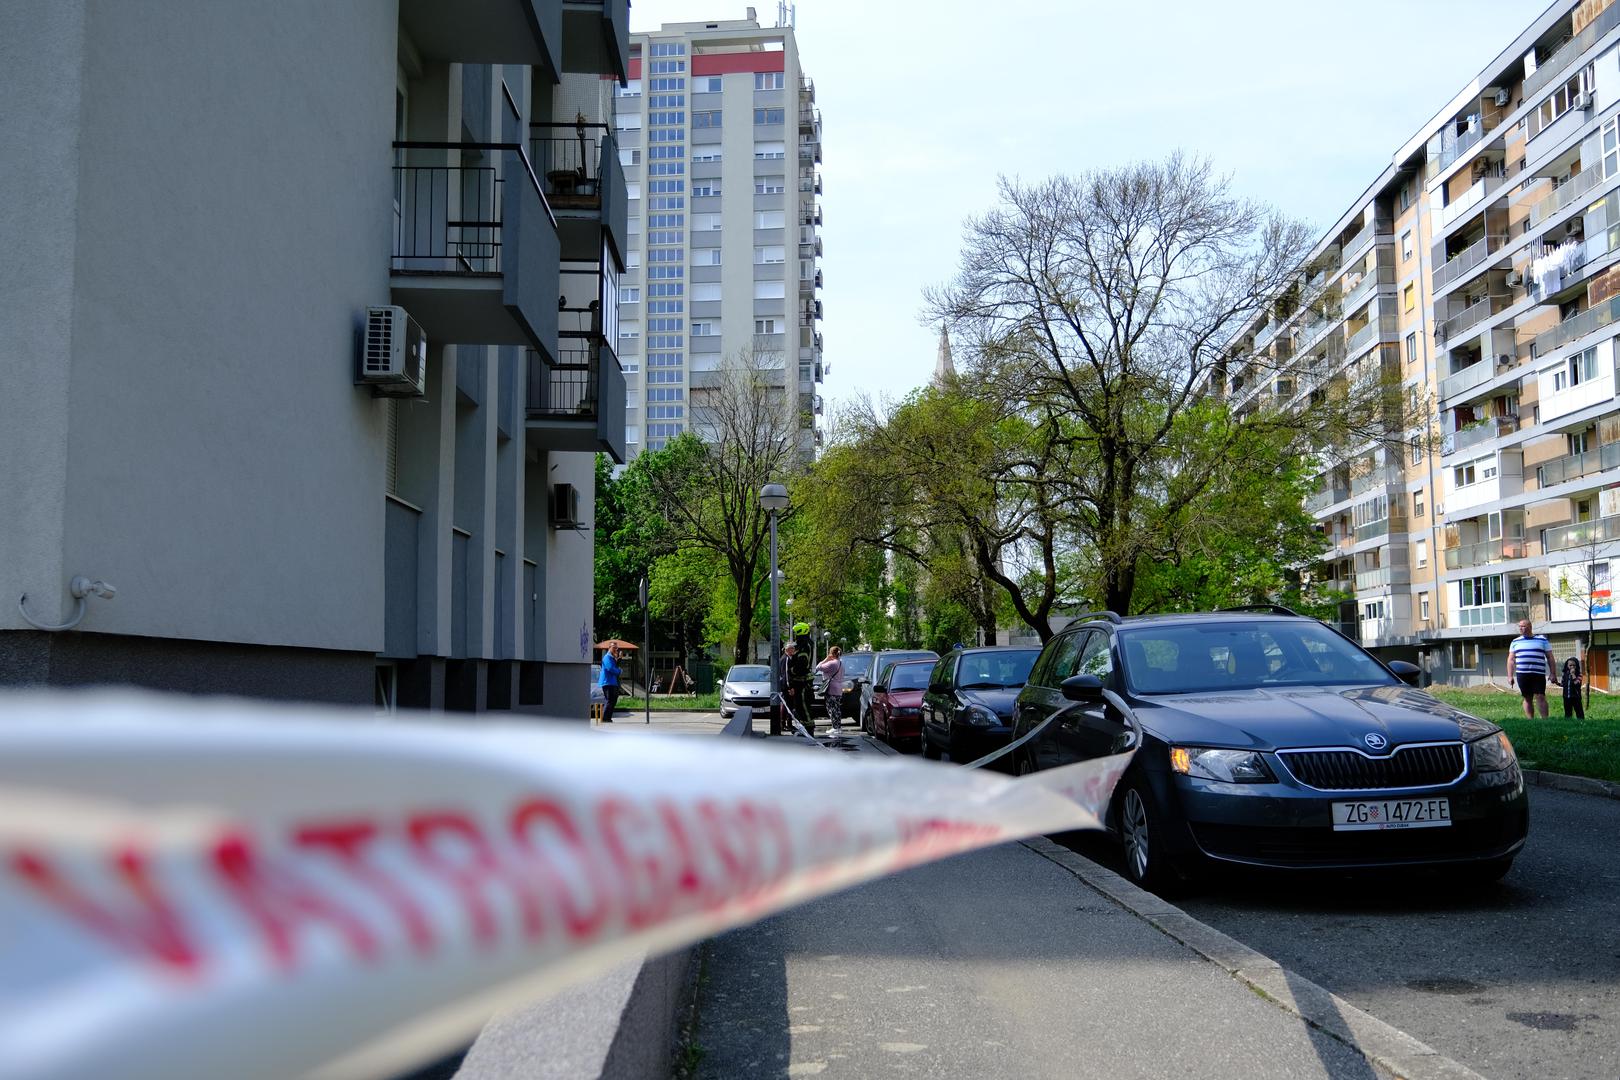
[1507,618,1555,719]
[778,641,801,735]
[1562,654,1585,719]
[817,645,846,732]
[789,633,814,736]
[598,644,622,723]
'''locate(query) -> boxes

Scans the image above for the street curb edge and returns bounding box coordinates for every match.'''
[1523,768,1620,800]
[1019,836,1487,1080]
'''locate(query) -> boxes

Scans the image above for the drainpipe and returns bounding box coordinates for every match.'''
[1416,167,1448,684]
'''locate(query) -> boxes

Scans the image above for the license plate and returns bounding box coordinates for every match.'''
[1331,798,1451,831]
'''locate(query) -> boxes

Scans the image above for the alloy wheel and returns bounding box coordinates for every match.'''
[1121,787,1151,882]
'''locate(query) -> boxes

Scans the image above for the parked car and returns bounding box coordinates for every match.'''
[590,664,605,715]
[859,649,939,732]
[869,659,935,748]
[719,664,772,719]
[1009,608,1529,892]
[834,650,874,719]
[921,646,1042,765]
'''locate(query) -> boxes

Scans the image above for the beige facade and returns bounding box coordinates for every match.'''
[1231,0,1620,685]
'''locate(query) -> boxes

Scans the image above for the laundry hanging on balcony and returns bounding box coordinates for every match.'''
[1531,239,1585,297]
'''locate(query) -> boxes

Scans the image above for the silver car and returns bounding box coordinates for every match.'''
[720,664,773,719]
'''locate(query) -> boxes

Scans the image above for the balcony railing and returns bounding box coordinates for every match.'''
[527,343,599,416]
[1438,296,1505,343]
[1533,295,1620,357]
[530,122,614,203]
[393,141,546,273]
[1342,220,1390,261]
[1438,174,1506,230]
[1438,358,1494,401]
[1355,565,1412,591]
[1455,602,1530,628]
[1443,537,1528,570]
[1436,119,1491,172]
[1529,167,1602,227]
[1432,234,1507,293]
[1342,265,1395,312]
[1545,513,1620,552]
[1354,509,1409,542]
[1350,466,1401,497]
[1305,483,1351,512]
[1524,3,1620,99]
[1346,314,1398,356]
[1446,415,1517,455]
[1537,440,1620,487]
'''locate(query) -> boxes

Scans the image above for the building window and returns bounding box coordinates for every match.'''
[692,181,720,198]
[692,282,722,302]
[1419,592,1431,621]
[754,141,786,159]
[1403,283,1416,312]
[755,175,786,194]
[754,210,785,229]
[692,147,722,162]
[1603,116,1620,177]
[618,80,642,97]
[1537,69,1591,131]
[755,318,782,334]
[1414,488,1426,517]
[697,76,722,93]
[1450,641,1479,670]
[1405,332,1418,365]
[1416,539,1429,569]
[754,245,785,264]
[620,286,641,304]
[693,249,721,266]
[626,426,640,443]
[1410,435,1422,465]
[753,280,786,299]
[614,113,642,131]
[754,72,785,90]
[693,110,722,128]
[619,147,642,167]
[754,107,785,125]
[1401,231,1413,261]
[692,212,721,231]
[691,321,717,337]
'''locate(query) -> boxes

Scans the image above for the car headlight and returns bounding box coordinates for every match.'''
[1471,731,1518,772]
[964,704,1000,727]
[1170,746,1275,783]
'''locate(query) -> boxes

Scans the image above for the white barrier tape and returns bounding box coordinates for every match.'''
[959,688,1136,772]
[0,691,1130,1080]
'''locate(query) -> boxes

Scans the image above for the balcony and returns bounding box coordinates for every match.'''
[399,0,560,71]
[1305,482,1351,513]
[561,0,631,83]
[1342,220,1390,262]
[1438,357,1495,402]
[1444,537,1528,571]
[1350,465,1401,497]
[1346,314,1398,356]
[798,237,823,257]
[1529,167,1602,228]
[1436,173,1506,231]
[798,104,821,132]
[530,121,627,266]
[391,141,559,351]
[1342,265,1395,312]
[1355,564,1412,591]
[1444,415,1517,455]
[1533,295,1620,356]
[1437,295,1506,344]
[1432,234,1507,294]
[1454,602,1531,629]
[798,143,822,165]
[525,340,626,462]
[1537,440,1620,487]
[1545,513,1620,552]
[1354,509,1409,543]
[1524,3,1620,99]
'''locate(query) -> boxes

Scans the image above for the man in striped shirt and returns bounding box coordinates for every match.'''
[1507,618,1556,719]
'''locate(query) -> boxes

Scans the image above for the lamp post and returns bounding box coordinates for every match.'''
[639,574,651,726]
[760,483,790,734]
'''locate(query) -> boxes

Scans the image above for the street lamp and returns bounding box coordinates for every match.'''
[760,483,789,734]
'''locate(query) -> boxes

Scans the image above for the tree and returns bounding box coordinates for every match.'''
[1550,528,1618,711]
[635,350,803,664]
[927,156,1407,616]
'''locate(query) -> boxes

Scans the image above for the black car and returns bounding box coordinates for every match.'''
[834,650,874,719]
[1010,609,1529,892]
[921,646,1041,766]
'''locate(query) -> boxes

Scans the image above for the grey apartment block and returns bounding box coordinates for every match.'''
[0,0,628,715]
[614,14,824,461]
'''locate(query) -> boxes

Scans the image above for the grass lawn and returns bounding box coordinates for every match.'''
[1426,687,1620,784]
[610,692,722,713]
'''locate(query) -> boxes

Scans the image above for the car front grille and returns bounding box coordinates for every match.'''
[1191,814,1524,866]
[1277,743,1466,790]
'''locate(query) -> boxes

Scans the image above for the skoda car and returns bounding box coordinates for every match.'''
[921,646,1041,765]
[1010,609,1529,891]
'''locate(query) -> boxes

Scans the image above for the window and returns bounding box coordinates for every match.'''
[692,147,722,162]
[1405,332,1418,365]
[626,182,641,201]
[755,318,782,334]
[648,59,687,74]
[649,42,687,56]
[692,212,721,231]
[1537,69,1590,131]
[690,321,716,337]
[1453,462,1476,487]
[754,141,786,159]
[693,248,721,266]
[753,280,786,299]
[1416,539,1429,568]
[754,175,785,194]
[1401,231,1413,261]
[1414,488,1426,517]
[1034,632,1087,687]
[618,80,642,97]
[754,210,785,229]
[618,323,640,340]
[692,282,722,301]
[1450,641,1479,670]
[754,245,785,264]
[619,147,642,168]
[626,250,641,268]
[754,72,784,90]
[754,107,785,125]
[626,426,640,444]
[1078,632,1114,679]
[1410,434,1422,465]
[692,110,722,128]
[697,76,722,93]
[1419,592,1431,622]
[619,286,641,304]
[625,389,641,410]
[1363,600,1386,622]
[1604,116,1620,177]
[614,113,642,131]
[1403,283,1416,312]
[692,181,720,198]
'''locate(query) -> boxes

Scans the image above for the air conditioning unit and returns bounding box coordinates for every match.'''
[1494,88,1512,108]
[1496,353,1514,371]
[550,482,581,529]
[359,306,427,397]
[1575,90,1594,111]
[1505,270,1522,288]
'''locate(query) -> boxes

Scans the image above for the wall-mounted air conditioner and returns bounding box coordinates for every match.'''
[1494,88,1512,108]
[551,482,581,529]
[1575,91,1594,111]
[359,306,427,397]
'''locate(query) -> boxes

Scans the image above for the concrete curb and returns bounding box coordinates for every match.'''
[1523,767,1620,800]
[1021,836,1487,1080]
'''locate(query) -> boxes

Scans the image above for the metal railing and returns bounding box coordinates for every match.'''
[1342,220,1390,261]
[1525,3,1620,99]
[1529,166,1602,227]
[1537,440,1620,487]
[1432,234,1507,293]
[1346,314,1398,356]
[1438,296,1504,343]
[1455,602,1530,629]
[392,141,544,272]
[1354,509,1409,543]
[1545,513,1620,552]
[1533,295,1620,357]
[1355,565,1412,591]
[1437,119,1490,172]
[527,345,598,417]
[1305,483,1351,512]
[1438,174,1506,230]
[1438,358,1494,401]
[1350,465,1401,497]
[529,122,615,202]
[1447,415,1518,454]
[1443,537,1527,570]
[1342,265,1395,312]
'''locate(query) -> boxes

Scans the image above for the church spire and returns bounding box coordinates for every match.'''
[933,325,956,385]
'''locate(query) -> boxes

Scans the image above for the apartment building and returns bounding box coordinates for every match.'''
[612,10,825,462]
[2,0,628,715]
[1226,0,1620,687]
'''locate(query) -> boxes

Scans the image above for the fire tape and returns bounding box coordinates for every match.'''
[0,690,1130,1080]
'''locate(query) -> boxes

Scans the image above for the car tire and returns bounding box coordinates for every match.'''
[1115,775,1187,895]
[922,734,941,760]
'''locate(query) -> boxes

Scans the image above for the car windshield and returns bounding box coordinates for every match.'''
[886,663,932,690]
[840,653,873,678]
[1119,621,1396,694]
[955,650,1040,689]
[727,666,769,682]
[878,652,936,681]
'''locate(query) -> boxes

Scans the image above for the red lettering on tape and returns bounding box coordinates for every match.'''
[510,798,611,942]
[215,831,380,970]
[295,821,435,957]
[408,812,544,947]
[597,798,670,930]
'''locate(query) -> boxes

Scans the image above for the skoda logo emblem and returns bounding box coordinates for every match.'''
[1364,732,1388,751]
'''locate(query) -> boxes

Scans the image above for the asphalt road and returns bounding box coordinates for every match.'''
[1065,785,1620,1080]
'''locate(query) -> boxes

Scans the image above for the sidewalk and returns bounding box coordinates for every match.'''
[591,709,731,735]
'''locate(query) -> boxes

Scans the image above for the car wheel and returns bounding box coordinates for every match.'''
[1116,776,1186,894]
[922,734,941,760]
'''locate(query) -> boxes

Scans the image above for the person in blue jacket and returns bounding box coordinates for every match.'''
[598,644,622,723]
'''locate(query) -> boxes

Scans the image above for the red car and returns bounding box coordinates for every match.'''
[871,659,934,749]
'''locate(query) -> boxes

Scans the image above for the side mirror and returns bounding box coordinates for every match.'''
[1387,660,1422,687]
[1060,674,1105,702]
[874,683,888,694]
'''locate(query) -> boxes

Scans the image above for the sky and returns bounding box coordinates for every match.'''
[630,0,1550,409]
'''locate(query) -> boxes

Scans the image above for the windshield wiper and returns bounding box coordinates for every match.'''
[959,681,1009,689]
